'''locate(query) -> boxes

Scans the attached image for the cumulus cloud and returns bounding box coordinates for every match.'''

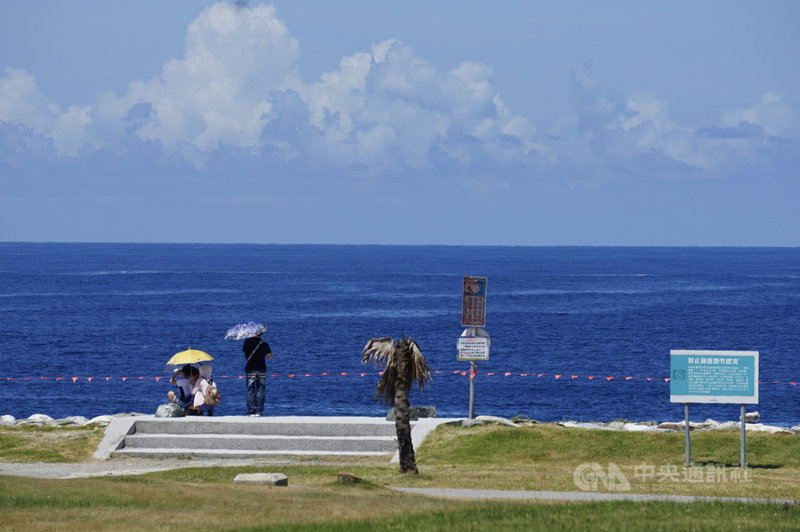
[0,1,796,185]
[0,2,541,178]
[124,3,298,150]
[722,92,795,139]
[555,61,799,179]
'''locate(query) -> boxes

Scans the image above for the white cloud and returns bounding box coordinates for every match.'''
[123,3,298,150]
[0,2,796,186]
[723,92,795,139]
[0,68,95,156]
[296,39,536,172]
[0,68,57,138]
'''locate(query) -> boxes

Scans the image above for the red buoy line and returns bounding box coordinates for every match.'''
[2,370,798,386]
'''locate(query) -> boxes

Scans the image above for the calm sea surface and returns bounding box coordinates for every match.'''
[1,243,798,425]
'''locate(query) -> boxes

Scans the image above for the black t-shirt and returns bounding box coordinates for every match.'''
[243,337,271,374]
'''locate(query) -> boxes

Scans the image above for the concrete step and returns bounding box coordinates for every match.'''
[109,416,410,459]
[113,448,391,459]
[121,433,397,453]
[130,419,397,437]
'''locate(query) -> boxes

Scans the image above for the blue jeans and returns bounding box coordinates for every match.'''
[246,372,266,415]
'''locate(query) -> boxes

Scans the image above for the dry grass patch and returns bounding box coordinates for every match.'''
[0,473,481,531]
[0,425,105,462]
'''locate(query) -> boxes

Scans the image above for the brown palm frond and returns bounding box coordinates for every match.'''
[361,337,396,366]
[362,337,397,405]
[361,335,432,406]
[407,338,433,390]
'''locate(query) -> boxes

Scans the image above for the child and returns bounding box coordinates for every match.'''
[188,365,216,416]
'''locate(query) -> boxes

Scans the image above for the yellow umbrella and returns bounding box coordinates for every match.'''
[166,348,214,365]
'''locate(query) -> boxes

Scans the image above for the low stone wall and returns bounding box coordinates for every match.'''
[3,412,799,434]
[444,415,800,434]
[0,413,146,427]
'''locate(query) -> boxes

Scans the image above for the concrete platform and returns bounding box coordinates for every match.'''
[96,415,460,463]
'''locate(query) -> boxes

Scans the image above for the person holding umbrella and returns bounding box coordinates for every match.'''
[226,322,272,417]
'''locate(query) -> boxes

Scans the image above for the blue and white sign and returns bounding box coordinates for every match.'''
[669,350,758,404]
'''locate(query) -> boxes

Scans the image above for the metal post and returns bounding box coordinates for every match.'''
[740,404,746,469]
[684,403,691,466]
[468,361,476,419]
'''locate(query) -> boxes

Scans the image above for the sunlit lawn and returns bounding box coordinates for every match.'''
[1,422,799,530]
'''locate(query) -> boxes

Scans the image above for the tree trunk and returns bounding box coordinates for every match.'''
[394,387,417,473]
[394,341,418,474]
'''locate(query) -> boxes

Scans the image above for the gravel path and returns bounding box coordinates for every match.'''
[0,458,317,479]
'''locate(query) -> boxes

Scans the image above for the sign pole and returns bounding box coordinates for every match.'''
[469,361,476,419]
[460,277,488,421]
[670,350,758,469]
[684,403,691,466]
[740,404,746,469]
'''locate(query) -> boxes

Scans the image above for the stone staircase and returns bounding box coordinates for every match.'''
[109,416,404,459]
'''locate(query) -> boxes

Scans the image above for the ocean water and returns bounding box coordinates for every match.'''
[1,243,799,425]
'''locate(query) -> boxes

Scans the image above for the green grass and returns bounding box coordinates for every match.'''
[1,423,799,531]
[408,424,800,499]
[263,502,800,531]
[0,424,104,462]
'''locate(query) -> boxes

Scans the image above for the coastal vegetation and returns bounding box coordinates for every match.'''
[1,422,799,530]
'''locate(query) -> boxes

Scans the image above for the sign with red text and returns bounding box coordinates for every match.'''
[461,276,487,327]
[458,336,490,361]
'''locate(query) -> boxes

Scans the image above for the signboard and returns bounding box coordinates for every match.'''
[458,336,490,361]
[669,350,759,404]
[461,276,487,327]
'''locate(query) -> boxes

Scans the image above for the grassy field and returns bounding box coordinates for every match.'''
[1,422,799,531]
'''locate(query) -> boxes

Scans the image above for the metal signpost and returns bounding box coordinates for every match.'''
[669,350,759,468]
[460,276,488,419]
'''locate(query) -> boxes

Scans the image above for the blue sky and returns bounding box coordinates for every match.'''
[1,1,798,245]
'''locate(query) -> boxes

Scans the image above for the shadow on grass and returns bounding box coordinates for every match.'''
[690,462,782,469]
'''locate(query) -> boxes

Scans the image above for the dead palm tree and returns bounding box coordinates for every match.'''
[362,334,432,474]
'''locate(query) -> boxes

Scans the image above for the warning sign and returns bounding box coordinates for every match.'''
[458,336,490,361]
[462,276,487,327]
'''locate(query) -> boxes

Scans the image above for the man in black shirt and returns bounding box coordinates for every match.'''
[242,332,272,416]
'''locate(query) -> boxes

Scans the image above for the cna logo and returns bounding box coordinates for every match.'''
[573,463,631,492]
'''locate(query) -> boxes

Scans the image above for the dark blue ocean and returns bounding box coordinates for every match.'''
[1,243,798,425]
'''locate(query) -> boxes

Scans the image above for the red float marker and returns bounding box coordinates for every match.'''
[7,371,798,387]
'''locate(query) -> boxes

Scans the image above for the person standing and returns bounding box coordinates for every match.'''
[243,332,272,417]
